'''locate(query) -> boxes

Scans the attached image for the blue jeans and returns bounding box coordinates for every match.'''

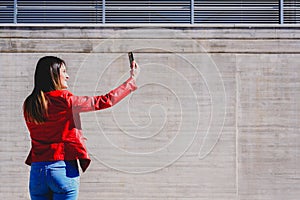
[29,160,80,200]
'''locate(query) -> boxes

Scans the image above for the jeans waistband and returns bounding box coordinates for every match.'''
[31,160,77,168]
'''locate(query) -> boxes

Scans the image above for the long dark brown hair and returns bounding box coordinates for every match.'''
[23,56,65,124]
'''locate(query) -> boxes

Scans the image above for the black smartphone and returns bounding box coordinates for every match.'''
[128,52,134,67]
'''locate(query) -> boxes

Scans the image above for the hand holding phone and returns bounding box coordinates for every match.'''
[128,52,139,79]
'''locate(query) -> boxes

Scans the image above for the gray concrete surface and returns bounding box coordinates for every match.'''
[0,25,299,200]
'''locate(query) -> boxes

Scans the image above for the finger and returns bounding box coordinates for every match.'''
[132,60,136,66]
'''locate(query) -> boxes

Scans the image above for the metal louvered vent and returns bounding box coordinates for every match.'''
[0,1,14,23]
[194,0,279,23]
[0,0,300,24]
[284,0,300,23]
[17,0,102,23]
[105,0,191,23]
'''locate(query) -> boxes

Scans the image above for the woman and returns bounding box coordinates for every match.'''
[23,56,139,200]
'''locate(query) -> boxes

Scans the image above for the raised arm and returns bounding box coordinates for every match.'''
[70,61,139,113]
[70,77,137,113]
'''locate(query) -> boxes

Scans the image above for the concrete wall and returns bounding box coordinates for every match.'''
[0,24,300,200]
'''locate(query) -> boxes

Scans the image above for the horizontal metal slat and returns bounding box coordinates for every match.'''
[105,0,190,23]
[16,0,101,23]
[0,1,14,23]
[0,0,299,24]
[194,0,279,23]
[284,1,299,23]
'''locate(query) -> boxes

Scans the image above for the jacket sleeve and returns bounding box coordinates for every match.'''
[69,77,137,113]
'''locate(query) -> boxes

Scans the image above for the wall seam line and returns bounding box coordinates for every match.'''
[235,54,240,200]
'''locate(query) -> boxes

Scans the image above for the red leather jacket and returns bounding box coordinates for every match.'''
[25,77,137,172]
